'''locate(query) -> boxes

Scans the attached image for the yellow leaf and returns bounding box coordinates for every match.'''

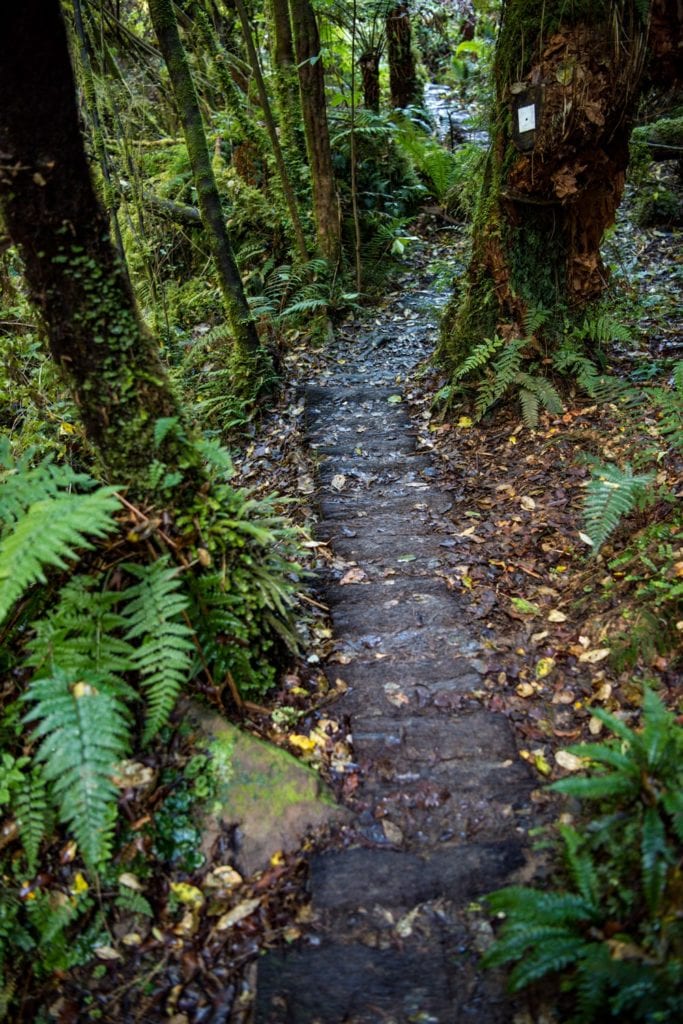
[170,882,204,908]
[532,752,552,776]
[58,422,76,435]
[457,416,473,428]
[535,657,556,679]
[270,850,285,867]
[288,734,317,754]
[71,872,89,895]
[508,436,517,445]
[555,564,568,573]
[516,682,536,698]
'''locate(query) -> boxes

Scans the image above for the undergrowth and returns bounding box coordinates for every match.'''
[484,687,683,1023]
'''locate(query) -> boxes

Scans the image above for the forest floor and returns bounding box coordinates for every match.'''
[56,202,682,1022]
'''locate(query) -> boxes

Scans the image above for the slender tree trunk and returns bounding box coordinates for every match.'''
[148,0,269,374]
[234,0,309,263]
[439,0,650,367]
[289,0,341,263]
[268,0,308,170]
[386,3,421,109]
[359,48,381,112]
[0,0,202,493]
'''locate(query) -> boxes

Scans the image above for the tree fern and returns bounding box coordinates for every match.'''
[122,558,194,741]
[23,669,130,867]
[583,462,654,550]
[0,488,120,625]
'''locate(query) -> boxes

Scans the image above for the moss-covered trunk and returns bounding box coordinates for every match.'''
[148,0,271,380]
[439,0,650,367]
[289,0,341,264]
[386,3,421,109]
[0,0,202,493]
[268,0,308,173]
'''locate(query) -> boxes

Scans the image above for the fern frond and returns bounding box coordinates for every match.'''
[583,463,654,550]
[23,669,130,866]
[641,806,669,914]
[122,558,194,741]
[519,388,539,428]
[559,826,599,906]
[0,447,93,529]
[582,313,631,346]
[508,937,596,991]
[0,489,120,625]
[26,578,137,704]
[14,767,49,874]
[453,335,505,381]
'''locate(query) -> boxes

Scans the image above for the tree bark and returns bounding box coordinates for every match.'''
[148,0,269,373]
[289,0,341,263]
[234,0,309,263]
[0,0,202,492]
[439,0,651,366]
[359,48,381,112]
[386,3,421,109]
[268,0,308,171]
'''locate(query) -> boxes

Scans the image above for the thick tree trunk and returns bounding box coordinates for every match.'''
[386,3,421,109]
[289,0,341,263]
[148,0,269,373]
[0,0,202,492]
[440,0,650,366]
[359,48,381,112]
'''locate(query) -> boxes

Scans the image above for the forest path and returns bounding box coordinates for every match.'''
[255,245,536,1023]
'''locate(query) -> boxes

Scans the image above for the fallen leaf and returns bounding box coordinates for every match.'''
[457,416,473,428]
[535,657,556,679]
[510,597,541,616]
[119,872,144,892]
[516,682,536,697]
[170,883,204,909]
[216,897,261,931]
[520,496,536,511]
[330,474,347,492]
[555,750,585,772]
[548,609,567,623]
[387,394,402,404]
[94,945,121,961]
[578,648,611,663]
[339,566,367,585]
[288,733,317,754]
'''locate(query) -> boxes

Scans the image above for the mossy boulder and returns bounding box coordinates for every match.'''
[187,704,349,875]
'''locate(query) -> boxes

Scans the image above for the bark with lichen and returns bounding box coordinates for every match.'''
[386,3,421,109]
[0,0,203,495]
[439,0,653,368]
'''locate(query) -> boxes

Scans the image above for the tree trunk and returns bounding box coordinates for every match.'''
[0,0,202,493]
[439,0,650,367]
[289,0,341,263]
[234,0,309,263]
[268,0,308,172]
[148,0,270,377]
[359,48,381,112]
[386,3,421,109]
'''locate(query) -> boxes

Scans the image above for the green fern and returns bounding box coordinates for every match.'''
[14,767,49,874]
[583,462,654,551]
[581,312,632,346]
[122,558,194,741]
[0,487,119,625]
[23,669,130,867]
[647,360,683,453]
[452,335,505,381]
[484,689,683,1021]
[26,577,137,703]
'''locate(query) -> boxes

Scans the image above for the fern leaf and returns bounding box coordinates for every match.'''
[519,388,539,428]
[507,937,596,991]
[23,669,130,866]
[559,825,599,906]
[14,767,49,874]
[122,559,194,741]
[641,806,669,914]
[452,335,504,381]
[583,463,654,550]
[0,489,120,624]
